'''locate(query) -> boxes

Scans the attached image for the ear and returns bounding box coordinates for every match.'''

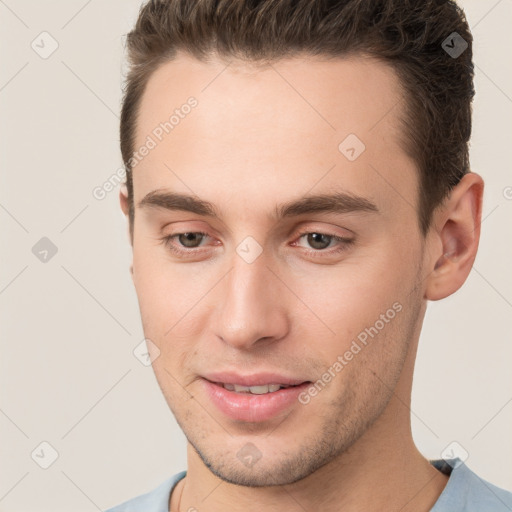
[120,183,130,217]
[119,184,134,277]
[425,172,484,301]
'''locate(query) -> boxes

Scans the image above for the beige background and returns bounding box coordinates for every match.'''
[1,1,511,510]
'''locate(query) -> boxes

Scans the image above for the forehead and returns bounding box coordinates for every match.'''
[136,52,406,143]
[132,52,417,220]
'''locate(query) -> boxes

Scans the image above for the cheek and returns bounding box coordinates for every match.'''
[290,245,417,351]
[132,243,217,344]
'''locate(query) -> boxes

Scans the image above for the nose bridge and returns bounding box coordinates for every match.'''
[214,248,288,349]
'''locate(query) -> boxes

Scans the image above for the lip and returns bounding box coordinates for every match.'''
[202,371,308,387]
[200,374,311,423]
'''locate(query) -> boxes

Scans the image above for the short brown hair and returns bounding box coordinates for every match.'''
[120,0,474,236]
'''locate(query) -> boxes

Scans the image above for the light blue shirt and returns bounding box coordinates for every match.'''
[104,458,512,511]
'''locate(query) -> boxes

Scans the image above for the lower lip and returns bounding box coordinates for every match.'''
[201,379,310,422]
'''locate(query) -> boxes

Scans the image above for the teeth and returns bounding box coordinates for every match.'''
[234,384,252,393]
[224,383,286,394]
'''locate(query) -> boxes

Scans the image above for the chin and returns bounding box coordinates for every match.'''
[187,432,344,488]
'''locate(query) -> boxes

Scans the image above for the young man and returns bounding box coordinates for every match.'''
[107,0,512,511]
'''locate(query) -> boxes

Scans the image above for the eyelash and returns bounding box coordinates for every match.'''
[161,230,354,259]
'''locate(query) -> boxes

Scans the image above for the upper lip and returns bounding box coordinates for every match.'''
[202,371,309,387]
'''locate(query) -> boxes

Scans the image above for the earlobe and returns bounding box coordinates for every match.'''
[425,172,484,301]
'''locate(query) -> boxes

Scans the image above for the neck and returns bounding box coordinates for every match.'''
[173,408,447,512]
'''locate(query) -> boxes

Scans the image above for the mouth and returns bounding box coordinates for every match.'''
[215,382,298,394]
[200,374,311,422]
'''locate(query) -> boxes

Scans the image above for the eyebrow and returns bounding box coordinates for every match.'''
[138,189,379,219]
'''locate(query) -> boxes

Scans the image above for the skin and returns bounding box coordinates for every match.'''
[119,51,483,512]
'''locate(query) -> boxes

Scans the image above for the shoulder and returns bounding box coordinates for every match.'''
[104,471,186,512]
[431,458,512,512]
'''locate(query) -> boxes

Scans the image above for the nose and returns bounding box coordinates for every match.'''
[212,254,290,351]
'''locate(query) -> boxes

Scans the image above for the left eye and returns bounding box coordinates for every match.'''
[298,232,336,250]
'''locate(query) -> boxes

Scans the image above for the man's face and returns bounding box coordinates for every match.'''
[128,53,429,486]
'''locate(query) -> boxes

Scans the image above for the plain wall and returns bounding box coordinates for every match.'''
[1,1,511,510]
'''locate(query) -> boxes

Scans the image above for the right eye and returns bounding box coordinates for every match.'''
[160,231,219,258]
